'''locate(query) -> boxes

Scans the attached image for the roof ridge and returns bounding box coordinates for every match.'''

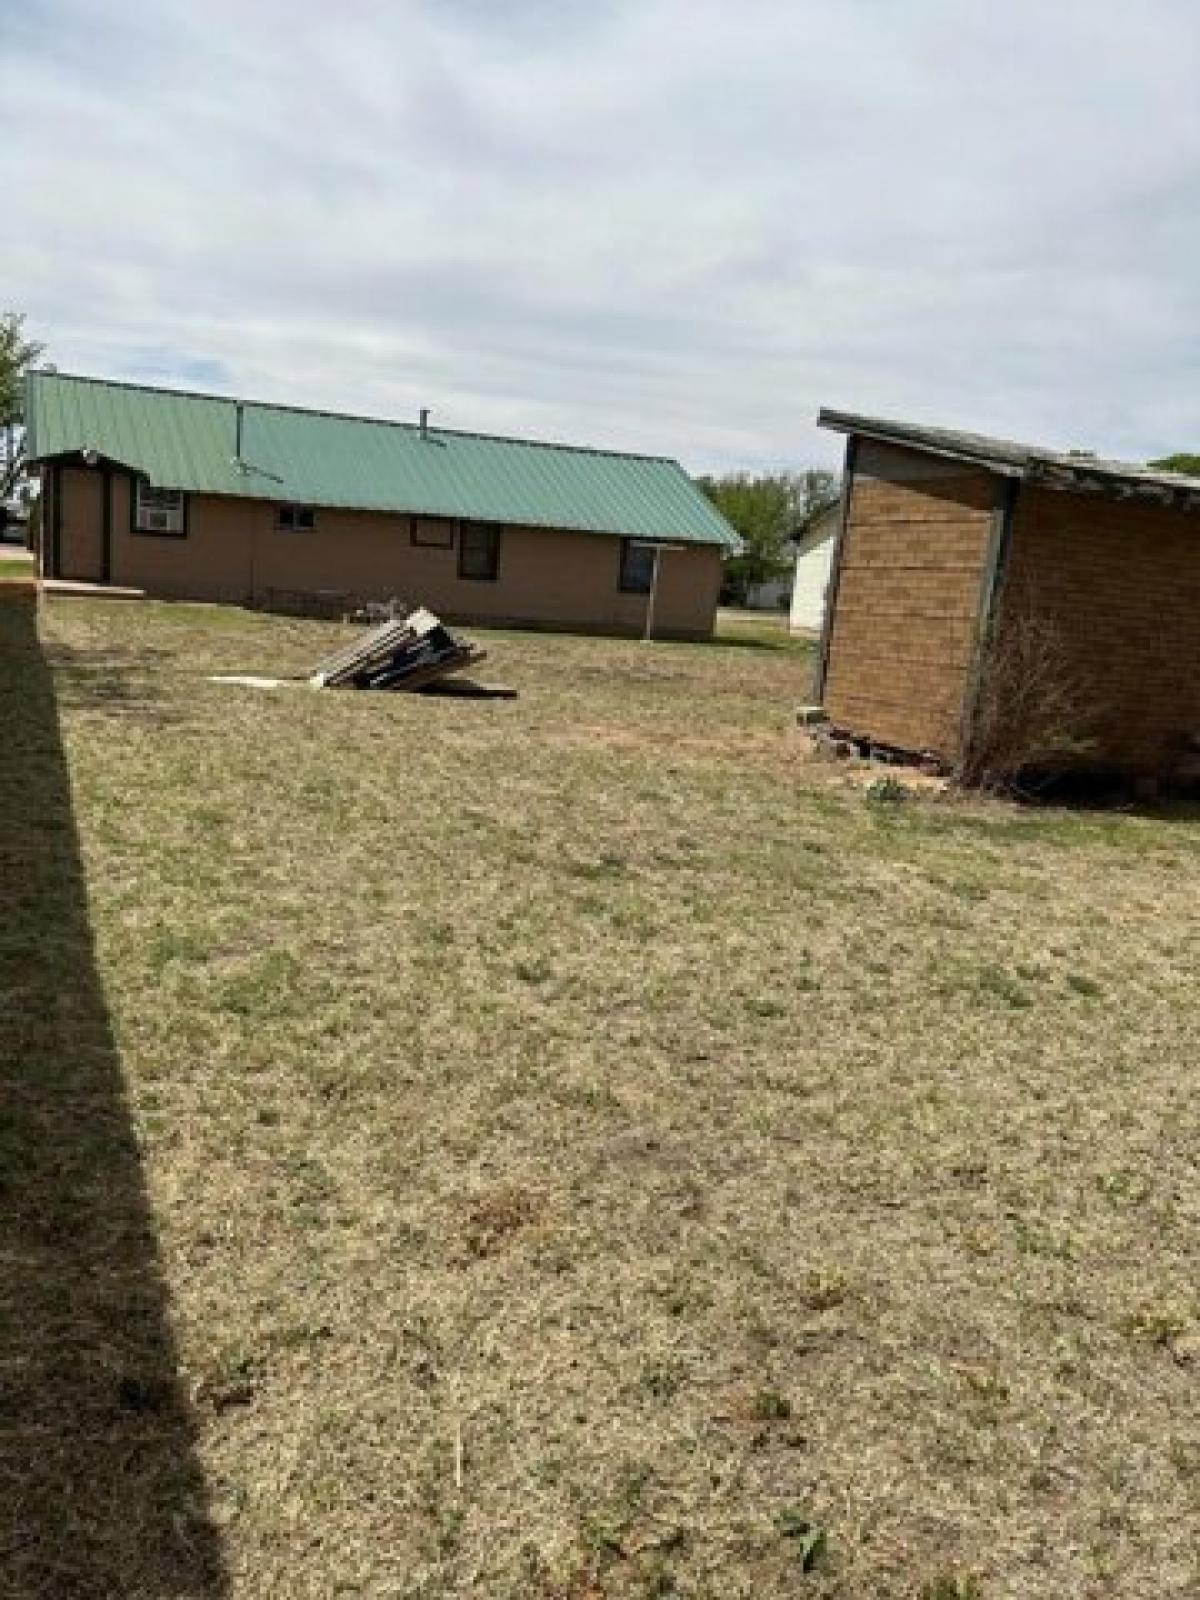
[27,368,680,467]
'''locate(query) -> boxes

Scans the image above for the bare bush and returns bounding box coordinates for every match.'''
[961,606,1100,788]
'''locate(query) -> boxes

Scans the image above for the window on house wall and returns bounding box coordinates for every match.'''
[619,538,655,594]
[133,480,186,536]
[459,521,500,580]
[411,516,455,548]
[277,504,316,531]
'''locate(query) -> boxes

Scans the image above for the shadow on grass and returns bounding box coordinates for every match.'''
[0,596,227,1597]
[45,640,180,723]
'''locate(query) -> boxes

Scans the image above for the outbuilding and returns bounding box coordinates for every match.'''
[814,409,1200,782]
[788,500,840,635]
[25,371,736,638]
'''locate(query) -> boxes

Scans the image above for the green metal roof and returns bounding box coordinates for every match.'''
[25,370,738,548]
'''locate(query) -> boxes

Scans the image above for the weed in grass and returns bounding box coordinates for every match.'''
[1065,971,1103,997]
[959,1364,1010,1409]
[799,1268,850,1311]
[776,1510,827,1571]
[198,1347,262,1413]
[919,1574,983,1600]
[864,775,910,806]
[1097,1169,1151,1205]
[463,1182,542,1257]
[749,1388,792,1421]
[1120,1300,1192,1347]
[650,1274,712,1320]
[640,1358,687,1402]
[746,995,786,1018]
[975,963,1032,1008]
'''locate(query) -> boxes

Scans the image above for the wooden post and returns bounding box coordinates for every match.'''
[643,545,662,642]
[634,542,683,641]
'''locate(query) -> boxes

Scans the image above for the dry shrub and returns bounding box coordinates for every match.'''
[462,1182,543,1258]
[961,606,1100,788]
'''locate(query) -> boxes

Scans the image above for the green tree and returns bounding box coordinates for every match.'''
[0,312,44,427]
[697,469,838,604]
[1149,453,1200,475]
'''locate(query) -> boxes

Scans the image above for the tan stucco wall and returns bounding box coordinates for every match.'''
[51,469,722,637]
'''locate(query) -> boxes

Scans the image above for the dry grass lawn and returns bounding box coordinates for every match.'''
[3,595,1199,1599]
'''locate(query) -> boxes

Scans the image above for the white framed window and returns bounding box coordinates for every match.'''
[134,480,186,536]
[278,504,316,532]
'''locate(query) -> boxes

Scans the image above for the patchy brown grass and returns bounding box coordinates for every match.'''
[3,596,1200,1598]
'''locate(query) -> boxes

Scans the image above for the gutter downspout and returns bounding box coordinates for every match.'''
[812,434,857,704]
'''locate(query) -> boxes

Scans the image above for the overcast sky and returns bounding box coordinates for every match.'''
[3,0,1199,472]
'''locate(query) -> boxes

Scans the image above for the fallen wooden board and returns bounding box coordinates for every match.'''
[309,607,488,694]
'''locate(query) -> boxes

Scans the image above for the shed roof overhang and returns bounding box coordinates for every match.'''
[818,408,1200,513]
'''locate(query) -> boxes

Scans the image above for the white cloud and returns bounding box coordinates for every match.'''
[2,0,1199,471]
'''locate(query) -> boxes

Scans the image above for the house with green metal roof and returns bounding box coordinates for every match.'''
[25,370,737,635]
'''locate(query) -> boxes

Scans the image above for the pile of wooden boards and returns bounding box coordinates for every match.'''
[309,607,486,692]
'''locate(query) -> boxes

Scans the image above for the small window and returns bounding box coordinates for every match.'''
[134,480,186,536]
[277,505,315,532]
[459,521,500,581]
[412,516,455,548]
[619,538,655,594]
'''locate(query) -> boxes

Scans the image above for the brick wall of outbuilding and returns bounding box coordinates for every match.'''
[821,441,998,760]
[994,486,1200,776]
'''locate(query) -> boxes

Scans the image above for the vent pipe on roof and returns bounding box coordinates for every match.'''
[419,407,430,441]
[227,402,283,485]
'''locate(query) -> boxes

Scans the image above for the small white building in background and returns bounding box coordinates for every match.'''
[740,572,792,610]
[789,501,841,634]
